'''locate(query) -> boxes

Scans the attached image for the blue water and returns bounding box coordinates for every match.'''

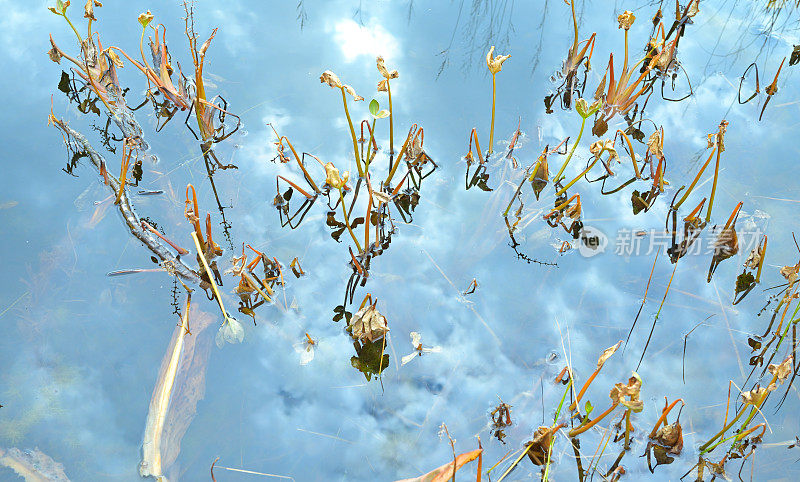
[2,1,800,480]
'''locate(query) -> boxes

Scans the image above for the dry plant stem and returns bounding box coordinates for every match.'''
[142,221,190,255]
[569,402,620,437]
[341,87,363,177]
[755,236,767,283]
[625,247,661,350]
[723,202,743,231]
[570,0,578,53]
[115,139,132,205]
[553,116,588,184]
[569,369,601,412]
[648,398,684,438]
[191,231,233,324]
[501,158,541,217]
[338,187,363,253]
[734,423,766,442]
[283,137,321,193]
[277,175,314,199]
[242,271,272,303]
[385,125,416,184]
[684,198,707,222]
[364,119,378,170]
[616,130,641,178]
[53,120,200,284]
[705,145,723,223]
[140,293,192,479]
[636,260,679,371]
[364,176,373,249]
[673,146,716,211]
[624,409,632,448]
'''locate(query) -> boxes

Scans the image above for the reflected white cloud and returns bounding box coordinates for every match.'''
[329,18,400,63]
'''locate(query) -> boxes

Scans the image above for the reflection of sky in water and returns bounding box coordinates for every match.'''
[2,0,800,480]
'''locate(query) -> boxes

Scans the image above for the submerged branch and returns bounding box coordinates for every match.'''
[51,119,200,284]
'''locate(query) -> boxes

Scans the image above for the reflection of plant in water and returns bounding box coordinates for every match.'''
[38,0,800,479]
[44,4,300,478]
[734,235,767,304]
[543,0,596,113]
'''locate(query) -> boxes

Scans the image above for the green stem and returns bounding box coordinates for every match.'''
[387,81,394,157]
[543,378,573,481]
[622,30,629,79]
[62,14,83,43]
[553,116,588,184]
[554,155,599,198]
[489,73,497,155]
[338,187,363,253]
[699,407,746,454]
[341,87,363,178]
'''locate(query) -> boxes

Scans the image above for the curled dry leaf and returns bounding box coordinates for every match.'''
[768,355,793,382]
[529,152,549,200]
[590,139,619,163]
[654,421,684,454]
[324,162,349,189]
[576,97,602,118]
[84,0,102,20]
[48,41,63,63]
[371,190,390,205]
[376,56,399,79]
[780,265,799,284]
[741,386,769,406]
[610,373,643,412]
[320,70,342,88]
[394,448,482,482]
[597,340,623,369]
[486,45,510,74]
[348,305,389,342]
[343,84,364,101]
[647,130,664,161]
[525,426,559,465]
[711,225,739,264]
[138,10,154,28]
[618,10,636,30]
[104,48,123,68]
[320,70,364,100]
[744,247,762,270]
[706,120,729,152]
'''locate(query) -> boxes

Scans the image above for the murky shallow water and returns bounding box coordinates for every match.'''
[2,1,800,480]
